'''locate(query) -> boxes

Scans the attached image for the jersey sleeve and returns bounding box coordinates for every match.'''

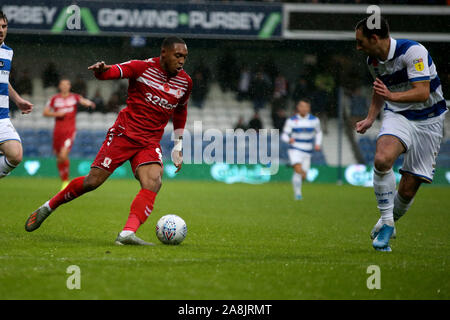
[95,60,148,80]
[172,103,187,133]
[46,96,55,110]
[281,118,292,143]
[404,45,430,83]
[178,76,193,107]
[116,60,148,79]
[314,119,323,147]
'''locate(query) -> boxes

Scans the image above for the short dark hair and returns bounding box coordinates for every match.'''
[161,36,185,49]
[298,98,311,105]
[0,11,8,23]
[355,16,390,39]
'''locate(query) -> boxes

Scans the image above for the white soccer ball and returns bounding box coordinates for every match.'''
[155,214,187,245]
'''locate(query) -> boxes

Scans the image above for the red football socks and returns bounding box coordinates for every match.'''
[49,176,86,210]
[123,189,157,232]
[57,159,70,181]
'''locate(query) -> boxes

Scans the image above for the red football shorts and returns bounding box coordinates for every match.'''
[91,128,164,175]
[53,130,76,154]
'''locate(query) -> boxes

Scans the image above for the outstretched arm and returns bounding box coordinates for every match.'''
[8,83,33,114]
[88,61,120,80]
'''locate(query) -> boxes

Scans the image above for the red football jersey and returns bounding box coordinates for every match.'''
[96,57,192,146]
[47,93,81,133]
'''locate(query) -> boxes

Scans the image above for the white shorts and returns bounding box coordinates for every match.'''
[0,118,21,144]
[288,148,311,171]
[377,110,446,183]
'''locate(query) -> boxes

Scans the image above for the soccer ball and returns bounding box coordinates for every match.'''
[155,214,187,245]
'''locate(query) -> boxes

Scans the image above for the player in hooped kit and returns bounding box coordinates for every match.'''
[44,78,95,190]
[355,17,447,252]
[25,37,192,245]
[0,11,34,179]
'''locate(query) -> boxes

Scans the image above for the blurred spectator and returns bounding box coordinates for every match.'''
[248,112,263,131]
[262,56,278,84]
[271,97,288,131]
[15,69,33,96]
[71,74,87,97]
[272,71,289,100]
[250,69,272,111]
[105,92,121,113]
[217,51,238,92]
[311,71,335,134]
[237,65,252,101]
[191,66,210,109]
[291,76,310,103]
[42,62,60,88]
[441,56,450,99]
[234,116,247,130]
[90,89,106,113]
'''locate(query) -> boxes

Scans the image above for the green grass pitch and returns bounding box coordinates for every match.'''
[0,177,449,299]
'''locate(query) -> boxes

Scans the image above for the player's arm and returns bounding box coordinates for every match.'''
[281,119,293,144]
[88,60,147,80]
[88,61,119,80]
[42,104,65,118]
[8,83,33,114]
[374,45,431,103]
[373,78,430,103]
[171,103,188,173]
[314,120,322,151]
[170,78,192,171]
[355,90,384,134]
[78,96,96,110]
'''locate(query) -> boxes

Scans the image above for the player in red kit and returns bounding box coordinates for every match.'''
[44,78,95,189]
[25,37,192,246]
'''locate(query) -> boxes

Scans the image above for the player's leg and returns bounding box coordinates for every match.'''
[392,115,443,223]
[393,173,421,222]
[25,167,111,232]
[292,163,304,200]
[0,118,23,178]
[371,172,420,240]
[288,149,305,200]
[116,163,162,245]
[0,140,22,178]
[371,135,404,250]
[56,145,71,189]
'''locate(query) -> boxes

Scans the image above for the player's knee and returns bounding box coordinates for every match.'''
[57,153,69,163]
[7,150,23,167]
[141,173,162,193]
[147,175,162,192]
[374,154,394,172]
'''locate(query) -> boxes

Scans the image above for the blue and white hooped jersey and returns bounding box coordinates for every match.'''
[0,42,13,120]
[367,38,447,120]
[281,113,322,154]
